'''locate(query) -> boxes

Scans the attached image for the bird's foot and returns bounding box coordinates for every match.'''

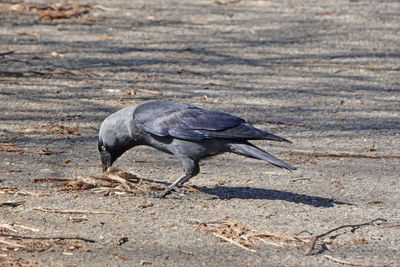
[170,193,188,199]
[173,187,188,195]
[146,187,189,199]
[170,186,191,199]
[146,191,168,198]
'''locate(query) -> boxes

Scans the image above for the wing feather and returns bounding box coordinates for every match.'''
[134,100,288,142]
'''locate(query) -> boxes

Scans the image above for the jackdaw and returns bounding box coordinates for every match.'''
[98,100,296,198]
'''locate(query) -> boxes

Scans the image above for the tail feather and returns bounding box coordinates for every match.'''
[202,123,292,142]
[229,143,296,171]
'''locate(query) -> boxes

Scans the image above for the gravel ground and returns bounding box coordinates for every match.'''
[1,0,399,266]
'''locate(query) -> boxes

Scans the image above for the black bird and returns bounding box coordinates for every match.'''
[98,100,296,198]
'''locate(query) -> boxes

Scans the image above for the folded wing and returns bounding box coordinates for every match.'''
[134,100,289,142]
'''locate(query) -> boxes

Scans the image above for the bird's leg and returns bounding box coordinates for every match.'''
[152,173,192,198]
[149,157,199,198]
[176,175,194,188]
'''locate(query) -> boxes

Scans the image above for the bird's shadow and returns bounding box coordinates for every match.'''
[193,186,351,208]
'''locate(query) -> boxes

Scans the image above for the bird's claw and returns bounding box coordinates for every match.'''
[174,187,188,195]
[146,187,189,199]
[170,193,188,199]
[146,191,167,198]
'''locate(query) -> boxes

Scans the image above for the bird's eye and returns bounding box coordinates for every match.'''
[101,145,106,151]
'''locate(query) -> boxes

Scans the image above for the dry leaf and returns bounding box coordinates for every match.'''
[362,144,376,152]
[10,3,91,20]
[365,200,383,205]
[353,238,366,245]
[39,148,64,155]
[0,144,25,152]
[23,128,40,134]
[136,201,153,209]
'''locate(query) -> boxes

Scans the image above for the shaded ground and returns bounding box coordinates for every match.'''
[1,0,399,266]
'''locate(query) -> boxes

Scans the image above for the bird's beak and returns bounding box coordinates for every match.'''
[100,150,112,172]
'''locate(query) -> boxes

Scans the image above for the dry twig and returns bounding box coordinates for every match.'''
[304,218,387,255]
[36,168,196,196]
[188,220,311,252]
[176,246,193,256]
[10,224,40,232]
[264,120,315,128]
[380,220,400,228]
[0,233,95,243]
[10,3,90,20]
[287,150,400,159]
[92,4,118,11]
[136,201,153,209]
[0,144,25,153]
[323,255,372,267]
[31,177,75,183]
[0,224,18,233]
[33,207,115,215]
[38,8,89,20]
[0,238,26,248]
[0,201,25,208]
[60,168,166,195]
[290,177,311,182]
[213,232,256,252]
[0,187,40,196]
[39,148,65,155]
[0,51,15,57]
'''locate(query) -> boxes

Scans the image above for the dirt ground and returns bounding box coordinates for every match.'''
[1,0,400,266]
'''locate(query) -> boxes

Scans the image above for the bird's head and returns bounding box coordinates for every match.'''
[98,134,133,172]
[98,106,141,172]
[98,138,112,172]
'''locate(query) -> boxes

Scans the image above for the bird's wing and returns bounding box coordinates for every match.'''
[134,100,288,142]
[201,123,290,142]
[133,101,243,141]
